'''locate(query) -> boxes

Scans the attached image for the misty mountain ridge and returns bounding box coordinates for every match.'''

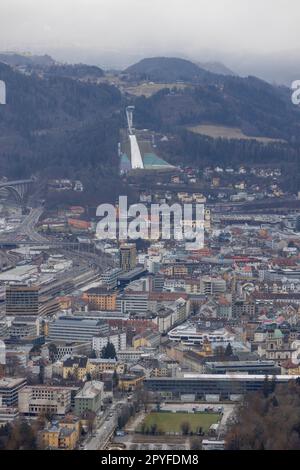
[124,57,216,83]
[0,56,300,192]
[197,61,235,76]
[0,52,56,67]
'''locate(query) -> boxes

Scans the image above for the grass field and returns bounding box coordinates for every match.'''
[124,82,189,97]
[140,412,220,433]
[188,124,285,143]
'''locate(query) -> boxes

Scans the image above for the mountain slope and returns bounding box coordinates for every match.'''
[125,57,214,83]
[0,53,55,67]
[198,61,235,76]
[0,62,121,181]
[133,74,300,142]
[44,63,104,79]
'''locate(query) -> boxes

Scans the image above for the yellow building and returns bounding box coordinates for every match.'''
[63,357,88,381]
[204,209,211,230]
[281,360,300,375]
[87,358,125,378]
[151,367,170,377]
[118,374,145,392]
[58,296,73,310]
[83,288,117,311]
[132,336,150,350]
[40,416,80,450]
[197,339,213,357]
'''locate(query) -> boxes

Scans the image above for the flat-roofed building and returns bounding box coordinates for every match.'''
[92,331,126,355]
[8,316,40,339]
[117,349,145,363]
[0,377,26,407]
[145,374,299,400]
[47,316,109,343]
[0,266,38,283]
[119,244,137,272]
[0,406,19,424]
[50,341,91,361]
[205,360,281,375]
[117,292,149,314]
[6,285,39,316]
[101,268,122,290]
[168,324,235,346]
[74,381,103,415]
[200,277,226,296]
[18,385,72,416]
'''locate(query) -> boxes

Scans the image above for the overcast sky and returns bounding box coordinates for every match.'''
[0,0,298,53]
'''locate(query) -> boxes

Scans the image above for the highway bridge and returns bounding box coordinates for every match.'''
[0,179,35,203]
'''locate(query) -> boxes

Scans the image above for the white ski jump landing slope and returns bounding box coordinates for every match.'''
[129,134,144,169]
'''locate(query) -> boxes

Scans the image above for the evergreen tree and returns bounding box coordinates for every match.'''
[225,343,233,358]
[101,342,117,359]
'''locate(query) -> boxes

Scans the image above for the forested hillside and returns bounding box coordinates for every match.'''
[0,62,122,183]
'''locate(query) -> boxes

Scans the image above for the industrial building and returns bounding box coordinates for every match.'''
[144,374,300,400]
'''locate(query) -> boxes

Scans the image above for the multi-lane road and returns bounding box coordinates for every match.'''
[0,206,46,244]
[83,400,127,450]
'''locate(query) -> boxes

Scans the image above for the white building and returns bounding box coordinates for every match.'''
[0,340,6,365]
[168,323,235,346]
[200,277,226,295]
[117,349,144,363]
[92,331,127,355]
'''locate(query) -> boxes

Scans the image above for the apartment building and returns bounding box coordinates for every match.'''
[74,381,103,415]
[92,331,126,355]
[83,288,117,311]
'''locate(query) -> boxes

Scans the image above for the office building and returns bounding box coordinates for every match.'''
[0,377,26,407]
[205,360,281,375]
[145,374,300,400]
[47,317,109,343]
[168,324,235,346]
[200,277,226,296]
[18,385,72,416]
[119,244,137,272]
[6,285,39,316]
[117,292,149,314]
[101,268,122,290]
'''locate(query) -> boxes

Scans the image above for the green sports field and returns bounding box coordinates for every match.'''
[140,412,220,433]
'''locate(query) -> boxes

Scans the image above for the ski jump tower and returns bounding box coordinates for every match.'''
[126,106,144,169]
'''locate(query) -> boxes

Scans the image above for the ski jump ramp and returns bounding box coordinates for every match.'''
[129,134,144,169]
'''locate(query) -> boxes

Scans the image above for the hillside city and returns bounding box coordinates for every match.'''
[1,120,300,450]
[1,3,300,453]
